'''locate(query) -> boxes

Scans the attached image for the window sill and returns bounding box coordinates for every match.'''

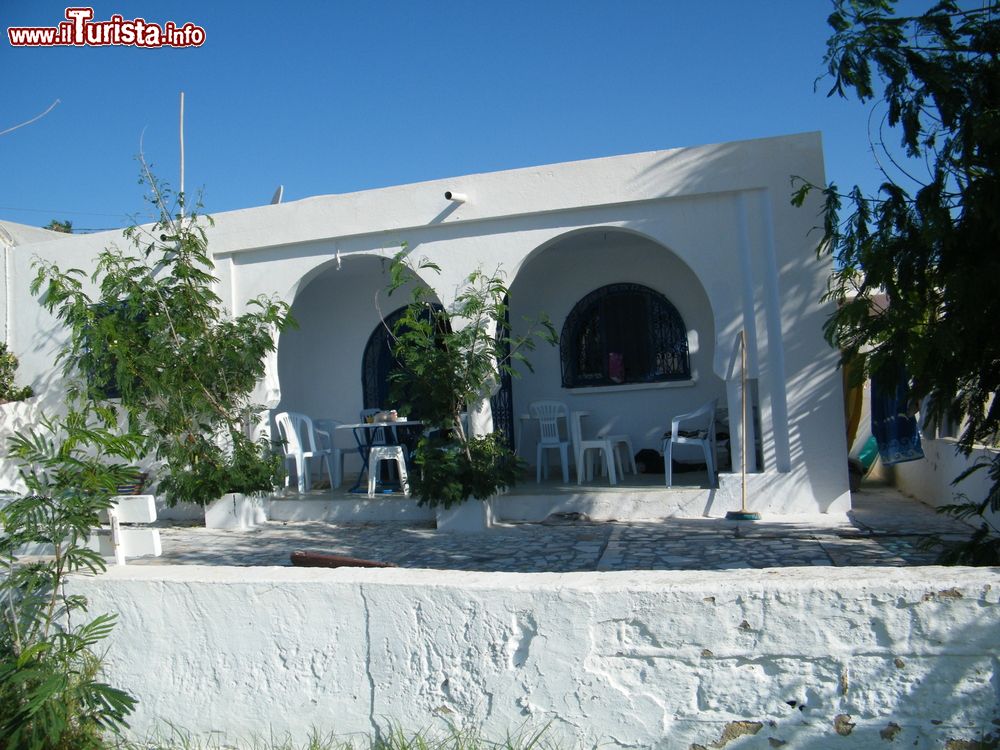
[563,378,697,395]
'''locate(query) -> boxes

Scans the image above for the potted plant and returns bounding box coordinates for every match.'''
[386,252,554,531]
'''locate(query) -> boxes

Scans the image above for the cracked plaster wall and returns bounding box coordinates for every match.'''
[67,566,999,749]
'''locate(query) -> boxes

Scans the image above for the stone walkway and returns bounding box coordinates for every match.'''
[130,486,983,571]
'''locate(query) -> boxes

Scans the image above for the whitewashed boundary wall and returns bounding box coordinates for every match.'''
[895,438,1000,529]
[68,566,999,749]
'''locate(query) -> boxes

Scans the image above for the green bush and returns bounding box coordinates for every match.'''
[1,412,143,749]
[386,253,554,508]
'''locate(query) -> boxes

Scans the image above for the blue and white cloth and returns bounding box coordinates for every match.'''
[871,369,924,465]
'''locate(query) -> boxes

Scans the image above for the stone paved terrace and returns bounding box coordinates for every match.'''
[130,485,985,571]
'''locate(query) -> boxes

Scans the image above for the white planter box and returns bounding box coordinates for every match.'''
[205,492,267,530]
[435,497,494,532]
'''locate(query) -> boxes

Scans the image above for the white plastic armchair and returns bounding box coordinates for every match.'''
[662,399,718,488]
[529,400,570,483]
[595,427,637,478]
[275,411,334,493]
[312,418,345,489]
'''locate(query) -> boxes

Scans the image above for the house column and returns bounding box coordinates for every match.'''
[756,190,791,472]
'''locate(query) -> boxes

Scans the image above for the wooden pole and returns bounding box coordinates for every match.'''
[726,328,760,521]
[741,328,747,511]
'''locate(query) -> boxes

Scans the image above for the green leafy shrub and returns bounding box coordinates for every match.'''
[386,252,554,508]
[1,411,143,749]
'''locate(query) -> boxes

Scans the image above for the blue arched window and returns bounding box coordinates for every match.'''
[361,306,408,410]
[560,283,690,387]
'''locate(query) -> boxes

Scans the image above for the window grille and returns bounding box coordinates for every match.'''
[560,283,690,388]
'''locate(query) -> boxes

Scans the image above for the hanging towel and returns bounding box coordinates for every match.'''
[870,369,924,465]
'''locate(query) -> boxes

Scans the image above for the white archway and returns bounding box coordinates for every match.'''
[506,227,725,467]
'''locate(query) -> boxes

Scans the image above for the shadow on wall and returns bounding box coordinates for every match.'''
[629,140,742,200]
[782,364,850,512]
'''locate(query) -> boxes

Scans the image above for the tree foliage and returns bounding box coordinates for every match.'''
[0,341,34,403]
[1,413,143,749]
[385,252,555,507]
[43,219,72,234]
[31,168,294,506]
[794,0,1000,562]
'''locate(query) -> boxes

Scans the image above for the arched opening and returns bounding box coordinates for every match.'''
[275,255,438,426]
[507,227,722,465]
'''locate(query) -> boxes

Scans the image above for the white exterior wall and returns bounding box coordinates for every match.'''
[69,566,1000,748]
[895,438,1000,528]
[2,133,850,513]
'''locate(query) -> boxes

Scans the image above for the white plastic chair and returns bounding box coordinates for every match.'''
[529,400,570,483]
[662,399,718,488]
[275,412,335,493]
[359,408,407,478]
[569,411,618,485]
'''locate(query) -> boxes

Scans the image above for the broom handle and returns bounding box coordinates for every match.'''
[741,328,748,513]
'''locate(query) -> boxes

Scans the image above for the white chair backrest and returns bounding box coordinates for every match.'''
[313,418,344,451]
[674,399,718,436]
[360,408,389,444]
[530,400,568,445]
[275,412,317,455]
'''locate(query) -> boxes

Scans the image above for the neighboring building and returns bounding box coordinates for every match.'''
[0,132,853,515]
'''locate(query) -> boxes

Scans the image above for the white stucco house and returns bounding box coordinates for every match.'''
[1,132,853,516]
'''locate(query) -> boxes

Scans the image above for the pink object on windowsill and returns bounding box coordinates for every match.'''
[609,352,624,383]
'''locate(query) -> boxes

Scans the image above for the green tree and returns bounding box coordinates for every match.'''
[386,252,555,508]
[43,219,72,234]
[31,169,295,507]
[794,0,999,563]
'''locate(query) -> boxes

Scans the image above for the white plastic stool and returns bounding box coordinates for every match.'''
[367,445,410,497]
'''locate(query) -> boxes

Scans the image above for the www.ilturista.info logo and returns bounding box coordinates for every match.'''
[8,7,205,48]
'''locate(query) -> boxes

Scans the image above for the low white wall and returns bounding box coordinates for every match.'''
[895,438,1000,529]
[68,566,999,748]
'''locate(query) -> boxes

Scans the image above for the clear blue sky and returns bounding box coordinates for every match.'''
[2,1,909,232]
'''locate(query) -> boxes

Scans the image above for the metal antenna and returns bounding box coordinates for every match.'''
[179,91,185,218]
